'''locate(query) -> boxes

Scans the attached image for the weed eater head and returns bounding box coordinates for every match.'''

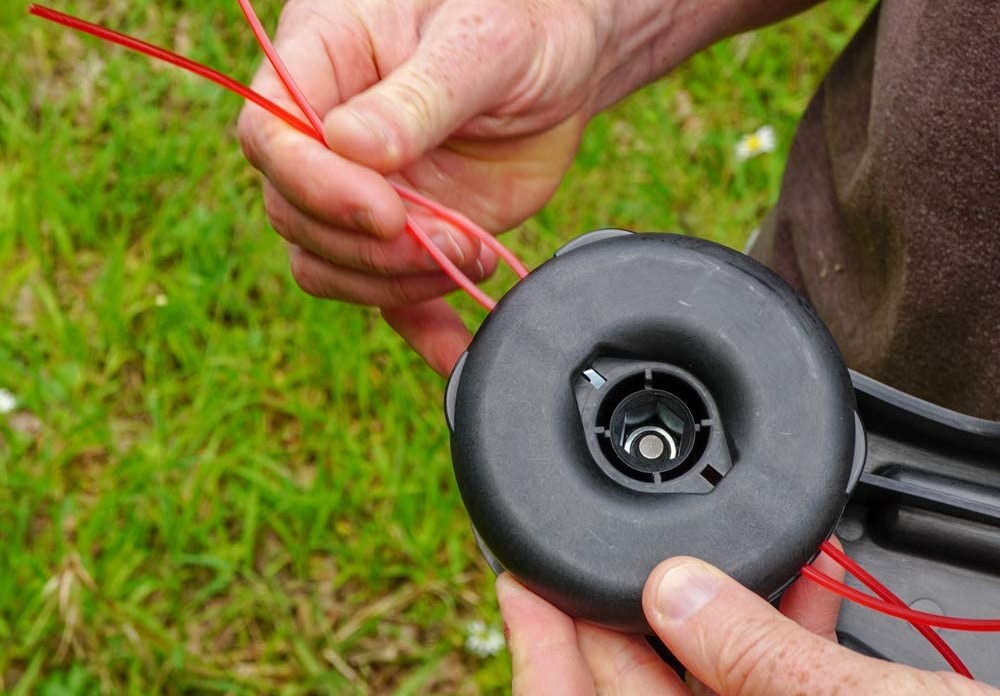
[445,230,864,633]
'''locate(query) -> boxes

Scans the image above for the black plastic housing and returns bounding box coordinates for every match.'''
[447,230,862,633]
[837,373,1000,682]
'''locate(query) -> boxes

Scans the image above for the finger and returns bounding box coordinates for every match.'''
[267,0,378,114]
[286,244,494,308]
[642,558,950,696]
[237,6,405,239]
[381,299,472,378]
[406,205,485,272]
[779,537,845,642]
[263,182,481,275]
[240,121,406,239]
[323,4,533,173]
[575,622,688,696]
[496,574,596,696]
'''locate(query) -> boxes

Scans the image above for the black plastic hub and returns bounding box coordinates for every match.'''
[577,358,730,493]
[608,386,694,475]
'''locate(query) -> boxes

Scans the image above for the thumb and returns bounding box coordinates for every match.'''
[322,12,527,173]
[642,558,957,696]
[381,298,472,378]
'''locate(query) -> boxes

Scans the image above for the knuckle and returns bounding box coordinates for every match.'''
[383,78,438,155]
[237,109,262,169]
[288,250,326,298]
[611,647,669,689]
[263,186,290,234]
[387,276,419,307]
[282,0,309,15]
[396,79,435,130]
[279,0,344,54]
[714,618,791,696]
[933,673,994,696]
[281,0,321,25]
[361,241,394,276]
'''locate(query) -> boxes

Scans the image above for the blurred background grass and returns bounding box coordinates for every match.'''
[0,1,873,693]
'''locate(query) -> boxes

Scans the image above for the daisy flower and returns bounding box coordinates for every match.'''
[735,125,776,162]
[465,620,505,658]
[0,388,18,415]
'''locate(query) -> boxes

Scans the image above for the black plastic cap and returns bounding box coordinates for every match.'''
[447,231,858,633]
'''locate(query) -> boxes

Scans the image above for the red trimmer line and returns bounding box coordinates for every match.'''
[233,0,530,285]
[28,5,316,138]
[28,2,527,312]
[801,560,1000,632]
[813,540,971,677]
[28,1,1000,680]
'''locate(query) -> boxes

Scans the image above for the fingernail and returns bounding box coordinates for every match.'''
[656,562,721,622]
[429,230,466,267]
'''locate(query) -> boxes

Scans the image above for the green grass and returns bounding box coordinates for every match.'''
[1,1,872,693]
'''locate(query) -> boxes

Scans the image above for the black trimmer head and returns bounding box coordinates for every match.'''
[446,230,863,632]
[445,230,1000,681]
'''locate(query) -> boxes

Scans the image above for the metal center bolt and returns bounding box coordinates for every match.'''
[638,434,665,460]
[624,425,679,461]
[598,376,710,483]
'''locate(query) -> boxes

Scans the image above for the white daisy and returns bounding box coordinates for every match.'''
[465,620,505,658]
[154,294,169,307]
[735,125,777,162]
[0,388,18,415]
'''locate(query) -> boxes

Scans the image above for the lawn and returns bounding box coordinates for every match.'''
[0,1,872,693]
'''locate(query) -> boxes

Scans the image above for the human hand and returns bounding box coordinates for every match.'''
[499,551,999,695]
[238,0,623,374]
[238,0,842,377]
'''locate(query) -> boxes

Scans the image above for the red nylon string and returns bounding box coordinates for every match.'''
[801,564,1000,632]
[816,541,972,678]
[393,187,531,279]
[232,0,501,310]
[234,0,530,282]
[30,2,529,311]
[234,0,326,137]
[27,5,316,139]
